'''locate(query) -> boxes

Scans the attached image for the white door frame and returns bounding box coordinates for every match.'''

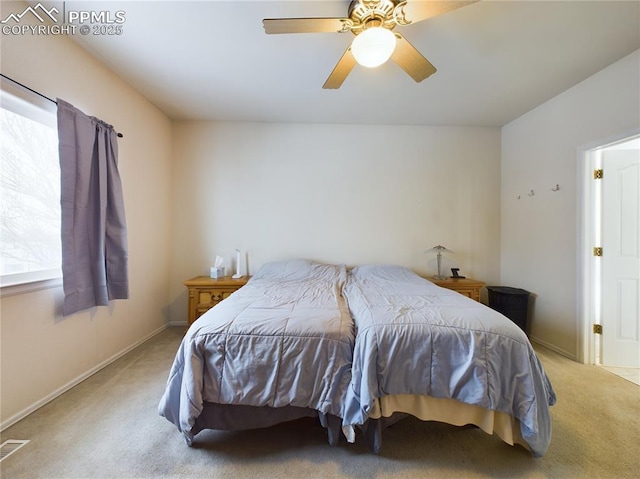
[577,128,640,364]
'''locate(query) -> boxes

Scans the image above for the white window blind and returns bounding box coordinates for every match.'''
[0,83,61,289]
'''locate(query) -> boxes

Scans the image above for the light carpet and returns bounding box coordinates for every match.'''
[1,327,639,479]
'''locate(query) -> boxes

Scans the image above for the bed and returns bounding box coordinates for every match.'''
[342,264,556,456]
[158,259,355,446]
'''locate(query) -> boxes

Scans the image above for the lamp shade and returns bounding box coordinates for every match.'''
[351,27,396,68]
[425,245,454,254]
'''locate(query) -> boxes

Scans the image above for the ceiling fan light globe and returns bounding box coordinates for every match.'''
[351,27,396,68]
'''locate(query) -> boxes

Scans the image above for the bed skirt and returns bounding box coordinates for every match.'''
[189,403,343,446]
[362,394,527,453]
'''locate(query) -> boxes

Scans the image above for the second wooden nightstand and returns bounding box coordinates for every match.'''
[429,277,485,302]
[184,276,250,326]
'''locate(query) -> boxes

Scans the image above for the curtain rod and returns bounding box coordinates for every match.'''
[0,73,124,138]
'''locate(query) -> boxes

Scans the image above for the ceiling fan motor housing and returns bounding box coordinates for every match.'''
[348,0,400,35]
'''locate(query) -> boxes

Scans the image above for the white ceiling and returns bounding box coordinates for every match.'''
[56,1,640,126]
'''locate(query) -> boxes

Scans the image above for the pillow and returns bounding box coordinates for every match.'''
[252,259,344,281]
[351,264,426,284]
[351,264,408,278]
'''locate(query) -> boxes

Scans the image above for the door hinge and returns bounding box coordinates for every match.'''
[594,169,604,179]
[593,324,603,334]
[593,247,603,257]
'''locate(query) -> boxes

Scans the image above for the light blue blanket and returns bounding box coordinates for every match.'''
[159,260,354,444]
[342,265,556,457]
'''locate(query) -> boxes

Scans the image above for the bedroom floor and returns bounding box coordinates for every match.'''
[599,365,640,386]
[2,327,639,478]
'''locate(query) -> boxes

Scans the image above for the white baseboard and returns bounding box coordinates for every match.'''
[167,320,187,327]
[1,324,168,432]
[530,335,577,361]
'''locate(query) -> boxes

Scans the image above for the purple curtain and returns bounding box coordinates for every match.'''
[57,99,128,316]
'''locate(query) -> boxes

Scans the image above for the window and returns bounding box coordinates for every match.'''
[0,83,61,288]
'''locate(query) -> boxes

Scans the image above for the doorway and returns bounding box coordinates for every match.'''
[578,131,640,385]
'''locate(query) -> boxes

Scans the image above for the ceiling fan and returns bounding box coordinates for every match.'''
[263,0,479,89]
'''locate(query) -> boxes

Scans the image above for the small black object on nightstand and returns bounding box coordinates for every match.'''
[451,268,466,279]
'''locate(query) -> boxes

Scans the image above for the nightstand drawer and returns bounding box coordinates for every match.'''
[429,277,485,302]
[184,276,250,326]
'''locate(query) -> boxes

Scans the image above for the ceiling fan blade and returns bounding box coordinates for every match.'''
[263,18,350,34]
[395,0,480,24]
[390,33,437,83]
[323,47,357,89]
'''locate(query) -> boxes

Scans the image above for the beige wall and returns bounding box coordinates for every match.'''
[169,121,502,323]
[501,50,640,359]
[0,5,173,427]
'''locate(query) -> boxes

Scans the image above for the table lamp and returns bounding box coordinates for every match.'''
[425,245,453,280]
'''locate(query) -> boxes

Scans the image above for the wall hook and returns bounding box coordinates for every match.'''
[551,184,560,191]
[527,189,535,197]
[516,195,521,200]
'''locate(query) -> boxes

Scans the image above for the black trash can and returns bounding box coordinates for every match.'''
[486,286,530,335]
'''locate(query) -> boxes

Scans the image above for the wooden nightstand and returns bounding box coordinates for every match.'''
[429,277,485,302]
[184,276,250,326]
